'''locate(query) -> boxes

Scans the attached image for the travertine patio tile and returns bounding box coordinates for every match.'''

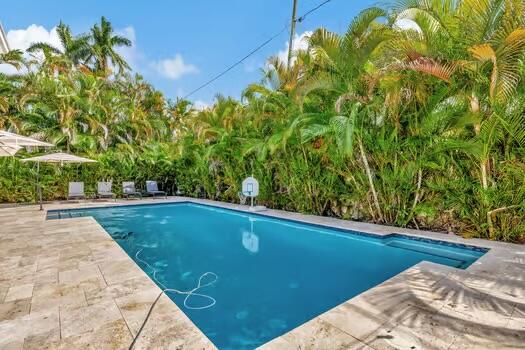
[506,318,525,343]
[258,336,296,349]
[440,293,515,327]
[98,259,145,285]
[1,264,37,284]
[0,310,59,348]
[448,317,524,350]
[131,294,215,349]
[114,288,161,336]
[319,300,390,341]
[362,306,469,349]
[346,268,446,323]
[4,284,34,302]
[77,276,107,294]
[0,286,8,303]
[17,256,37,268]
[22,319,131,350]
[278,317,369,350]
[0,256,21,270]
[0,339,24,350]
[84,275,156,306]
[511,303,525,320]
[34,267,58,285]
[59,245,92,260]
[457,271,525,305]
[0,298,31,322]
[60,299,124,338]
[58,264,102,284]
[30,282,87,314]
[398,306,466,338]
[20,329,61,350]
[365,321,448,350]
[35,255,59,269]
[88,242,126,263]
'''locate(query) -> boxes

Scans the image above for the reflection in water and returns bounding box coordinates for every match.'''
[242,218,259,254]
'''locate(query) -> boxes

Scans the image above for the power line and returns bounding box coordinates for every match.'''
[184,0,335,99]
[183,25,289,100]
[297,0,332,23]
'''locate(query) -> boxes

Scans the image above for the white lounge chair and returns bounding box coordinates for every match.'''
[122,181,142,199]
[97,181,116,200]
[68,182,85,200]
[145,181,167,198]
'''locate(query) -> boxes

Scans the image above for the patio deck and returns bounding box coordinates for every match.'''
[0,198,523,349]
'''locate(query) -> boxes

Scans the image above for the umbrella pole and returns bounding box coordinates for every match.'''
[37,162,43,211]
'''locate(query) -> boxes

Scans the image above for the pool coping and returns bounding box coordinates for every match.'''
[4,197,524,349]
[47,200,491,255]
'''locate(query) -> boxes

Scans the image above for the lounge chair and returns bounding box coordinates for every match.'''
[68,182,85,200]
[145,181,167,198]
[97,181,116,200]
[122,181,142,199]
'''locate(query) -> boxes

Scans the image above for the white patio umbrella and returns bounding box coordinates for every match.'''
[0,144,22,157]
[0,131,54,156]
[21,152,97,210]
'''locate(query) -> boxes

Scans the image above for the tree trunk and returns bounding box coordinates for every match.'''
[409,168,423,227]
[411,168,423,211]
[480,158,489,190]
[358,137,383,223]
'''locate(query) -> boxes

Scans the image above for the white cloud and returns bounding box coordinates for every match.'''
[0,62,17,75]
[115,26,144,71]
[0,24,62,74]
[116,28,199,84]
[6,24,62,52]
[151,54,199,80]
[276,31,313,65]
[192,100,210,111]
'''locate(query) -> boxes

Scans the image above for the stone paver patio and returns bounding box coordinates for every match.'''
[0,197,524,349]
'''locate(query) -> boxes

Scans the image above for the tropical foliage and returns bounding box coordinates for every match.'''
[1,2,525,243]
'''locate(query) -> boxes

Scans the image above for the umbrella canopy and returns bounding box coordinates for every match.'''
[21,152,97,210]
[0,130,55,147]
[0,130,54,156]
[0,144,22,157]
[21,152,97,164]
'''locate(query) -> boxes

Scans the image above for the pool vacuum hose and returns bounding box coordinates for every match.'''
[129,249,218,349]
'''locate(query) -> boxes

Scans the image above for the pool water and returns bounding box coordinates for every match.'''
[48,203,486,349]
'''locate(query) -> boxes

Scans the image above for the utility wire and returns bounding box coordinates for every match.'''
[183,25,290,99]
[184,0,335,99]
[297,0,332,23]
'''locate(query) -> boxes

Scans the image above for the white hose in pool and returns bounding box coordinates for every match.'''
[129,249,218,349]
[134,248,218,310]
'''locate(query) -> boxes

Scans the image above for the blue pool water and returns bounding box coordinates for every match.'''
[48,203,486,349]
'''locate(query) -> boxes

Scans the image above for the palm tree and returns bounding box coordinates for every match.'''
[27,22,90,67]
[0,49,24,70]
[88,16,131,75]
[296,8,393,222]
[390,0,525,237]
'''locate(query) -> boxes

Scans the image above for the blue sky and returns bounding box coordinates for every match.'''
[2,0,377,106]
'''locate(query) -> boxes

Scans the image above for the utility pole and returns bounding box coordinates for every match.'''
[287,0,298,67]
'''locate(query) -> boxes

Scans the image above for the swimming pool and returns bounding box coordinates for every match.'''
[48,202,487,349]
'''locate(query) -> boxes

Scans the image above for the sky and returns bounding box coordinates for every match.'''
[1,0,378,107]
